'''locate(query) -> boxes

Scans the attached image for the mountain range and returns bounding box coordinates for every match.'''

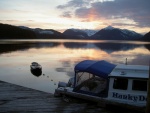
[90,26,142,40]
[0,23,149,41]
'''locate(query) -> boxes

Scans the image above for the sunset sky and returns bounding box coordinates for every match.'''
[0,0,150,34]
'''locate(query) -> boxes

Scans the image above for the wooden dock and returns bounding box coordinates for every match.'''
[0,80,107,113]
[0,80,144,113]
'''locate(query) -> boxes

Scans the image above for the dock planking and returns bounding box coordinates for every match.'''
[0,80,143,113]
[0,81,107,113]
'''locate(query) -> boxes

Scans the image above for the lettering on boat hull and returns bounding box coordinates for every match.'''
[112,92,147,102]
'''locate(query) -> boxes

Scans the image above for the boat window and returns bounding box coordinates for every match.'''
[74,76,107,95]
[76,72,94,86]
[80,77,107,92]
[113,78,128,90]
[132,80,147,91]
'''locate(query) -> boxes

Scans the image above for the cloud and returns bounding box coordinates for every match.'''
[57,0,91,9]
[75,0,150,27]
[57,0,150,28]
[56,0,114,9]
[60,11,72,18]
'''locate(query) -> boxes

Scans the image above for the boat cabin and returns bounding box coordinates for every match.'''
[108,64,148,106]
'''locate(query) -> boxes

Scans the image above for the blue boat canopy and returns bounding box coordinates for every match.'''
[75,60,116,79]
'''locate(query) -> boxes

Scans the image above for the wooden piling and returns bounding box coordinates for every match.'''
[145,61,150,113]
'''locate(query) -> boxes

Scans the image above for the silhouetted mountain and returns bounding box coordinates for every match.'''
[0,23,36,39]
[18,26,31,30]
[90,26,142,40]
[81,29,98,36]
[33,28,65,39]
[141,32,150,41]
[1,23,145,41]
[19,26,65,39]
[63,29,89,39]
[0,23,66,39]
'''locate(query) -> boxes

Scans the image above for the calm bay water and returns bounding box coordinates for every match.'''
[0,39,150,94]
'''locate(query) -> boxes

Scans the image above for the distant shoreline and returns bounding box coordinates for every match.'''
[0,38,149,42]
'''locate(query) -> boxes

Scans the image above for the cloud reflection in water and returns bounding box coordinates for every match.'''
[0,40,149,93]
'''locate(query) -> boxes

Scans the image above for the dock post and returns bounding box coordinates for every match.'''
[146,61,150,113]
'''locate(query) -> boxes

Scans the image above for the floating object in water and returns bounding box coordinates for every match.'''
[30,62,42,77]
[30,62,42,71]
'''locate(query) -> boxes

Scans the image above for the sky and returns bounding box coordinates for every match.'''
[0,0,150,34]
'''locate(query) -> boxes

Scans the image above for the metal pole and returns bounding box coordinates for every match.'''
[146,61,150,113]
[125,58,127,65]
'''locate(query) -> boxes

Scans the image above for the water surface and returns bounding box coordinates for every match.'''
[0,39,150,93]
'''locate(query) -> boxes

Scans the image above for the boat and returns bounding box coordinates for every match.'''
[30,62,42,76]
[54,60,149,112]
[30,62,42,71]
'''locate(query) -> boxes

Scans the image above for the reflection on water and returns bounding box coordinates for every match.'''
[0,39,150,93]
[30,69,42,77]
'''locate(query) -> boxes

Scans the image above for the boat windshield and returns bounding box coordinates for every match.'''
[74,72,107,96]
[75,72,94,87]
